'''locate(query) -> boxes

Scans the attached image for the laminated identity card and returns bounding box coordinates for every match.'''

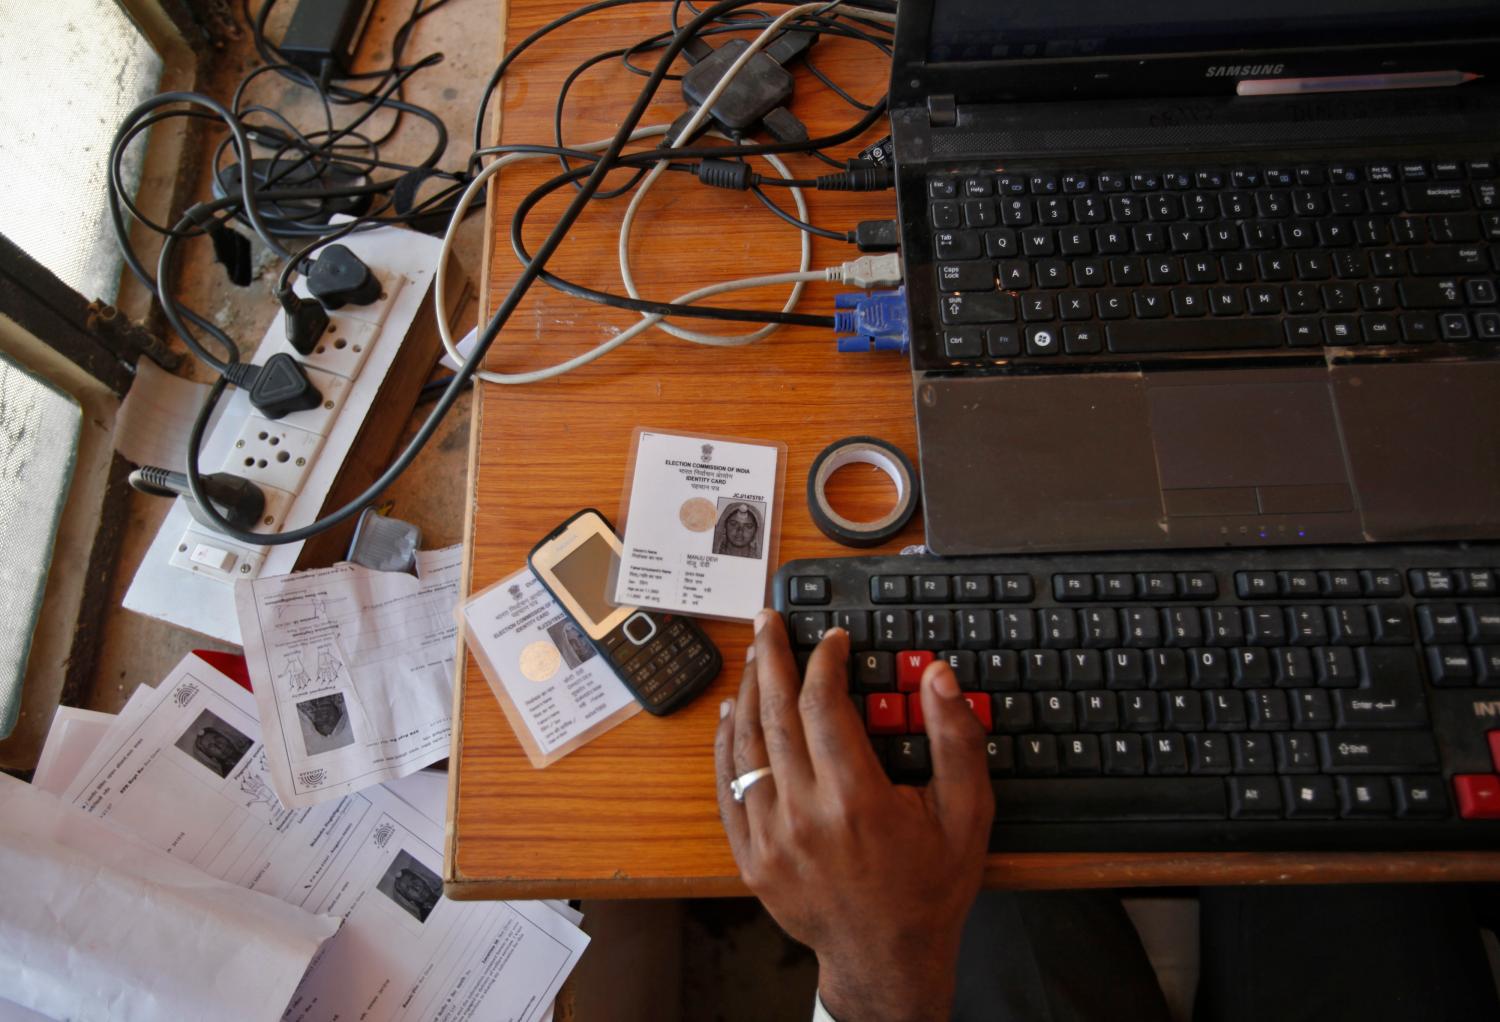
[462,566,640,767]
[612,428,785,622]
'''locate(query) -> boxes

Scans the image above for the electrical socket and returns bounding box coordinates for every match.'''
[332,268,403,327]
[278,364,350,437]
[297,315,379,380]
[270,274,406,381]
[225,417,325,494]
[249,482,297,533]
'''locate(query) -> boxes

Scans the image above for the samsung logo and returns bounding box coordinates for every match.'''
[1206,63,1286,78]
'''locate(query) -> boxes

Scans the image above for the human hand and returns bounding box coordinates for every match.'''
[714,610,994,1022]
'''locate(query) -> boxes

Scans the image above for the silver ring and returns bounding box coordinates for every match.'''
[731,766,773,803]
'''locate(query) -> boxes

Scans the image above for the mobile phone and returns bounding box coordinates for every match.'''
[529,509,722,715]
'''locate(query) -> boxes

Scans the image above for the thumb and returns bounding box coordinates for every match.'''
[919,660,994,842]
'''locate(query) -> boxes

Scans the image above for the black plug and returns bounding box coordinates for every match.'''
[280,290,329,355]
[130,465,267,531]
[208,223,254,286]
[186,204,253,287]
[853,220,899,252]
[307,244,381,309]
[224,353,323,419]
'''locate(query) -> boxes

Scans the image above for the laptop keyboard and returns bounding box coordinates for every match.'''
[773,544,1500,852]
[923,158,1500,365]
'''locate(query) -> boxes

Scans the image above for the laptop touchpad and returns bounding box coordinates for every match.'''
[1147,376,1353,517]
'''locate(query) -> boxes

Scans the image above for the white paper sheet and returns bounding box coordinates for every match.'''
[31,687,155,794]
[234,546,463,808]
[462,567,640,766]
[31,706,116,794]
[380,767,582,932]
[112,358,215,468]
[61,656,587,1022]
[615,430,779,621]
[0,774,339,1022]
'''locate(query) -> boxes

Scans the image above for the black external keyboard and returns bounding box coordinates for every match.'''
[914,157,1500,369]
[772,544,1500,852]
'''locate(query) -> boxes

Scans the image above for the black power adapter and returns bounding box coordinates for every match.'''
[307,244,382,309]
[280,0,375,77]
[224,353,323,419]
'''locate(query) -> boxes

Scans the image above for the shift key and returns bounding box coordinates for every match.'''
[1318,731,1439,772]
[1399,279,1466,309]
[941,291,1018,324]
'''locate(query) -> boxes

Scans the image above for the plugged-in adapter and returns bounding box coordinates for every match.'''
[281,291,330,355]
[130,466,267,531]
[308,244,382,309]
[224,353,323,419]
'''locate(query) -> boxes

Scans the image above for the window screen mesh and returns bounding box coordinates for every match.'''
[0,0,163,302]
[0,354,81,739]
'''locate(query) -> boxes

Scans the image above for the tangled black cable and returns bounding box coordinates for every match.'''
[183,0,859,547]
[116,0,894,547]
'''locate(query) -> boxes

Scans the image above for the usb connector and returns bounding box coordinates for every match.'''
[828,253,903,289]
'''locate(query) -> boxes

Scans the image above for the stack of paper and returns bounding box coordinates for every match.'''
[0,772,339,1022]
[7,643,588,1021]
[233,546,466,808]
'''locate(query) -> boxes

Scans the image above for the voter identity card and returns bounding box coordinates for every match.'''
[614,429,785,622]
[462,566,640,767]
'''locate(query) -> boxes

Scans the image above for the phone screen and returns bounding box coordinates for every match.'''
[549,532,618,629]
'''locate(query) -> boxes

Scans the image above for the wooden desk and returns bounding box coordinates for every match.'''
[446,1,1500,900]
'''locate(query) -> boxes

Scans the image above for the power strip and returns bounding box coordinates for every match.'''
[124,224,464,643]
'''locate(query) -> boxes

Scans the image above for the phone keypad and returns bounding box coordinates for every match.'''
[602,614,718,708]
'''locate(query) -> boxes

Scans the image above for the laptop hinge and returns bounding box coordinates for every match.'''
[927,94,957,127]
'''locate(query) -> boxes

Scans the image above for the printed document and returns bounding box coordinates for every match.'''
[62,656,589,1022]
[235,546,463,808]
[0,773,337,1022]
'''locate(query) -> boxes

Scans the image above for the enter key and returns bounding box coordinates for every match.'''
[1337,648,1431,727]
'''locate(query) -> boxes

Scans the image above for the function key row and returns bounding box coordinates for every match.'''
[791,569,1493,608]
[931,193,1499,229]
[1236,567,1498,598]
[789,572,1224,605]
[789,573,1034,605]
[1235,569,1402,598]
[928,160,1497,199]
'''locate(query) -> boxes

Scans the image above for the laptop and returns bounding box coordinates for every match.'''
[890,0,1500,556]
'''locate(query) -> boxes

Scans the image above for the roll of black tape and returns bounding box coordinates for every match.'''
[807,436,920,548]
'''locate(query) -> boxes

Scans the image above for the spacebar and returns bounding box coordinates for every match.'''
[1106,319,1280,353]
[993,779,1228,821]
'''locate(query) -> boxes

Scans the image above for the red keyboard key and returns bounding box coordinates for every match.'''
[1453,774,1500,819]
[906,692,992,733]
[1489,731,1500,771]
[897,650,934,692]
[908,694,925,732]
[866,693,907,735]
[961,692,994,731]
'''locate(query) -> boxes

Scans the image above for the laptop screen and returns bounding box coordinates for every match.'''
[929,0,1500,64]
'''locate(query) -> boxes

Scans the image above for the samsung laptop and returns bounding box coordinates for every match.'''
[891,0,1500,554]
